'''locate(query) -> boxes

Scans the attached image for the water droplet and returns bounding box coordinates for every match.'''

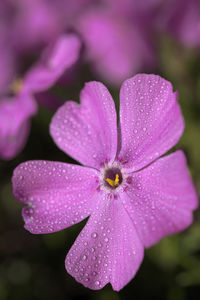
[95,280,100,286]
[23,207,34,217]
[84,278,90,282]
[82,254,87,261]
[104,237,109,242]
[91,271,97,276]
[91,232,98,239]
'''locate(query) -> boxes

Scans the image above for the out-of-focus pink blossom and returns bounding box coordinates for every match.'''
[76,8,156,85]
[1,0,57,52]
[157,0,200,48]
[1,0,159,86]
[0,0,91,52]
[0,44,16,95]
[0,34,81,160]
[0,94,36,160]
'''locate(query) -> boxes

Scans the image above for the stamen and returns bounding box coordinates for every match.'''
[11,78,22,94]
[106,174,119,187]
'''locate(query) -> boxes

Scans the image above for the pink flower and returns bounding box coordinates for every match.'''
[0,94,36,160]
[0,34,81,160]
[1,0,61,52]
[12,74,198,290]
[157,0,200,48]
[76,8,155,85]
[0,0,91,52]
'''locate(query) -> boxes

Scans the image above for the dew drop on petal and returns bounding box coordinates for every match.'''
[91,232,98,239]
[95,280,100,286]
[82,254,87,261]
[92,271,97,276]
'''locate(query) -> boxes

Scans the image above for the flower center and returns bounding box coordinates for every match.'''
[11,78,23,94]
[104,167,123,189]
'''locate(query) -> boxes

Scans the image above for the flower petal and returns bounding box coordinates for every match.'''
[23,33,81,93]
[8,0,61,51]
[122,151,198,248]
[118,74,184,170]
[77,9,155,85]
[161,0,200,48]
[12,161,99,234]
[50,81,117,169]
[65,195,144,291]
[0,43,16,94]
[0,93,37,160]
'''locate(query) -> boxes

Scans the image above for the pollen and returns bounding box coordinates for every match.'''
[12,78,23,94]
[106,174,119,187]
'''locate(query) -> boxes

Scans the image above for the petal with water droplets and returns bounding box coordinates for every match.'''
[65,195,144,291]
[118,74,184,170]
[122,151,198,247]
[12,161,99,234]
[50,81,117,169]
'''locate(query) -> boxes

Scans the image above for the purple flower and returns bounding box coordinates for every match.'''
[0,94,36,160]
[76,7,155,85]
[1,0,61,52]
[0,34,81,160]
[23,34,81,94]
[1,0,157,86]
[12,74,198,290]
[158,0,200,48]
[0,0,91,53]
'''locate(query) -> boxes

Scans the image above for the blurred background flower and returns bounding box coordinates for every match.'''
[0,0,199,299]
[0,33,81,160]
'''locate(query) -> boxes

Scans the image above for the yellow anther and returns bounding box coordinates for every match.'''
[11,78,23,94]
[106,174,119,187]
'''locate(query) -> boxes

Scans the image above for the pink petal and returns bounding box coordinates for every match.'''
[0,93,37,160]
[118,74,184,170]
[122,151,198,248]
[12,161,99,234]
[9,0,61,51]
[65,195,144,291]
[50,81,117,169]
[23,34,81,93]
[0,44,16,94]
[161,0,200,48]
[77,9,155,85]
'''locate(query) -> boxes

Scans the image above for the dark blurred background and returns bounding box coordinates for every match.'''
[0,1,200,299]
